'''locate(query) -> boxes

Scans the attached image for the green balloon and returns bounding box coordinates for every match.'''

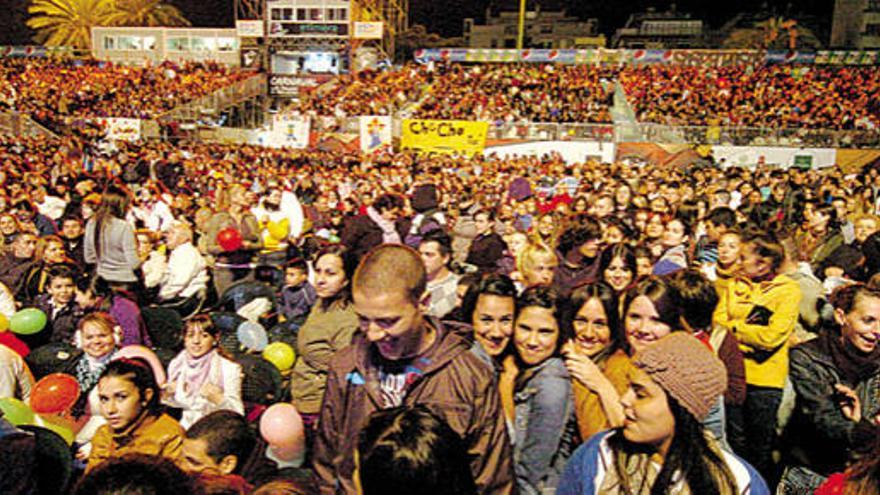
[0,397,36,426]
[9,308,48,336]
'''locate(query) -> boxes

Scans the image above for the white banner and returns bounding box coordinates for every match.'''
[99,118,141,142]
[713,146,837,169]
[359,116,392,153]
[353,22,384,40]
[260,114,311,149]
[236,20,265,38]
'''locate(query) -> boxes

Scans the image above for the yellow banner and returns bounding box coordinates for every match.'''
[401,119,489,155]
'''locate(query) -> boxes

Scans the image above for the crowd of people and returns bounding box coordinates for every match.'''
[1,119,880,494]
[0,58,254,131]
[295,61,880,132]
[619,64,880,131]
[1,56,880,495]
[412,63,617,124]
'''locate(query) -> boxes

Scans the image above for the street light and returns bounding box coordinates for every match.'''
[517,0,526,49]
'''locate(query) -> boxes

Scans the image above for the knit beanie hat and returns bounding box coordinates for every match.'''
[632,332,727,421]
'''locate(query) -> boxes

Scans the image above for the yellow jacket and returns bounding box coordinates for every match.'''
[87,413,184,472]
[573,349,635,441]
[713,273,801,389]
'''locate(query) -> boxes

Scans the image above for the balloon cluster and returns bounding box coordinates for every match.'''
[0,372,81,445]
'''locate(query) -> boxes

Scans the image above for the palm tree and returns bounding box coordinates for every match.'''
[27,0,114,49]
[105,0,190,28]
[28,0,190,50]
[723,17,822,50]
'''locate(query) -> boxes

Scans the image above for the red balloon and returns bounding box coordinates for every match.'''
[30,373,80,415]
[217,227,243,252]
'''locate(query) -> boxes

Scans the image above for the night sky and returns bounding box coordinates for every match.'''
[0,0,836,46]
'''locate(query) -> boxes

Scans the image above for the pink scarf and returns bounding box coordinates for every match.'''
[169,349,220,399]
[367,206,401,244]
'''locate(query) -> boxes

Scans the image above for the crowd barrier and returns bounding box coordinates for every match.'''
[413,48,880,66]
[302,117,878,149]
[0,111,58,138]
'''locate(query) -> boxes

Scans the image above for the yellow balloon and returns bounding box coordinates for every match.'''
[0,313,8,332]
[263,342,296,371]
[267,219,290,241]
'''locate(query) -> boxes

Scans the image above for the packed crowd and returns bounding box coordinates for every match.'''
[412,63,617,123]
[619,64,880,130]
[3,57,878,136]
[1,121,880,495]
[295,66,429,117]
[294,61,880,133]
[0,58,254,131]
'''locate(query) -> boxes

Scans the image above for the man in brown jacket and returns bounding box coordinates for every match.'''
[313,244,514,494]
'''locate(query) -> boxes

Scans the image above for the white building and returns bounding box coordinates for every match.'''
[91,27,240,66]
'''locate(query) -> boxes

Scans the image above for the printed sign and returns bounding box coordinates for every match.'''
[353,22,384,40]
[401,119,489,155]
[359,116,392,153]
[236,20,265,38]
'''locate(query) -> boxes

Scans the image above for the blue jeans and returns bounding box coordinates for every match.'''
[744,386,782,487]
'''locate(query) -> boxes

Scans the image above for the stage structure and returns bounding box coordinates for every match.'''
[234,0,406,99]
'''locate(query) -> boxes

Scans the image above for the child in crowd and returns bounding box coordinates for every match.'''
[279,257,316,331]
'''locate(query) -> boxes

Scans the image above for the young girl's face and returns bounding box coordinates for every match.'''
[184,325,217,359]
[98,375,149,432]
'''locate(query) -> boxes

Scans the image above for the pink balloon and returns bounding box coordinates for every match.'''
[260,403,304,448]
[114,345,167,386]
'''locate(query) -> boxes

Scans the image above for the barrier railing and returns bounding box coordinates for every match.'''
[155,73,267,125]
[635,123,880,148]
[0,111,58,138]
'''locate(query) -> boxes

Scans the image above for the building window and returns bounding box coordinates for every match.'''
[282,8,293,20]
[309,8,322,20]
[869,0,880,11]
[103,37,115,50]
[271,9,281,20]
[167,37,188,51]
[191,38,216,52]
[216,37,237,51]
[866,23,880,36]
[116,36,142,50]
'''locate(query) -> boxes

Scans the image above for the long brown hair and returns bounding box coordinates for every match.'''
[92,184,132,258]
[843,431,880,495]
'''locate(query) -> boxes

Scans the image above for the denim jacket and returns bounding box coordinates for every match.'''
[514,357,580,495]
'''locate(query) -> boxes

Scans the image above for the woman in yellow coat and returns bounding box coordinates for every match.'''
[86,358,184,472]
[713,230,801,484]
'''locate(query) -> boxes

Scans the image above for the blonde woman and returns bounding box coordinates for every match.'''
[517,241,559,291]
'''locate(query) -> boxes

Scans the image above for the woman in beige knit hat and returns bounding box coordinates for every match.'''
[557,332,770,495]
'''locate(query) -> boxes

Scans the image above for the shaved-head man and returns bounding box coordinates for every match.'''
[313,244,514,495]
